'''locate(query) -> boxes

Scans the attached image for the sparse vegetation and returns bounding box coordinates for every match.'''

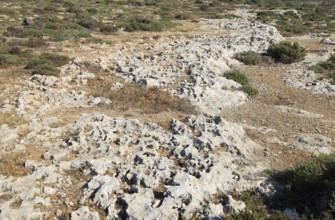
[111,85,195,114]
[230,153,335,219]
[0,152,29,177]
[123,18,175,32]
[235,51,260,65]
[267,41,306,64]
[225,71,249,86]
[25,53,70,77]
[224,70,258,96]
[310,53,335,85]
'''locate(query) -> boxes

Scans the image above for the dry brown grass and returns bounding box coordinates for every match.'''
[9,198,22,209]
[0,193,13,203]
[0,143,46,177]
[84,61,196,115]
[0,112,28,128]
[40,166,106,220]
[0,152,29,177]
[95,84,197,114]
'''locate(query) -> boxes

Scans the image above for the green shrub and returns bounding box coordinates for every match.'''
[67,6,82,13]
[0,54,17,66]
[329,54,335,62]
[224,70,249,86]
[7,47,21,55]
[123,18,174,32]
[242,85,259,96]
[25,53,70,77]
[309,64,324,73]
[76,14,98,30]
[124,18,152,32]
[235,51,260,65]
[175,13,191,20]
[40,53,70,66]
[319,62,335,72]
[100,25,117,34]
[232,154,335,219]
[329,72,335,85]
[32,64,60,77]
[87,8,98,14]
[270,154,335,218]
[44,6,57,11]
[310,53,335,85]
[25,38,47,48]
[224,70,259,96]
[4,26,27,38]
[267,41,306,64]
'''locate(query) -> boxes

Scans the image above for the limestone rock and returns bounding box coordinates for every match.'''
[71,206,100,220]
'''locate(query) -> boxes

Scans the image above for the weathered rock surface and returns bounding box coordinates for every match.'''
[0,112,267,219]
[291,134,333,155]
[0,18,289,219]
[94,19,283,114]
[285,69,335,96]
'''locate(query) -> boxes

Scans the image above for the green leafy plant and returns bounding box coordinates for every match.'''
[25,53,70,77]
[267,41,306,64]
[310,53,335,84]
[225,70,249,86]
[224,70,258,96]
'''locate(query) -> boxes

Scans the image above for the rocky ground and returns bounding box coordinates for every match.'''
[0,14,334,219]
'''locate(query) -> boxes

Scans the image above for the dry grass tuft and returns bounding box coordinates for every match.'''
[93,83,197,114]
[0,152,29,177]
[0,112,27,128]
[0,194,13,203]
[9,199,22,209]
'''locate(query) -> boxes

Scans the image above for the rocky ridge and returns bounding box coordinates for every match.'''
[0,17,331,219]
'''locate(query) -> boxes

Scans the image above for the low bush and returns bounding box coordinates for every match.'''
[224,70,258,96]
[67,6,82,13]
[87,8,98,14]
[31,64,60,77]
[231,153,335,219]
[0,44,31,67]
[267,41,306,64]
[310,53,335,85]
[123,18,175,32]
[7,47,21,55]
[235,51,260,65]
[175,13,191,20]
[44,6,57,12]
[25,53,70,77]
[242,85,259,96]
[100,24,117,34]
[4,26,27,38]
[224,70,249,86]
[76,14,99,30]
[271,154,335,218]
[0,54,17,66]
[124,18,152,32]
[25,38,47,48]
